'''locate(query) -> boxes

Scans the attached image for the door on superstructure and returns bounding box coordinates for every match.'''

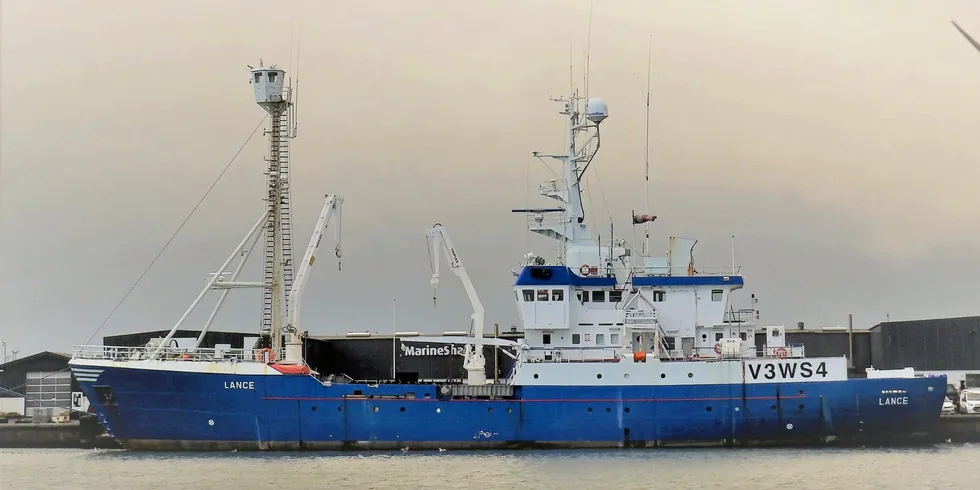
[533,287,567,328]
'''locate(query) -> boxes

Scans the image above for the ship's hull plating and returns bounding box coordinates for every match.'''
[71,362,947,451]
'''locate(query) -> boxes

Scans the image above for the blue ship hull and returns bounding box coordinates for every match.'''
[73,365,947,451]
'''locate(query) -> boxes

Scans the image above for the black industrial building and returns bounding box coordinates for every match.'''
[869,316,980,371]
[0,351,78,417]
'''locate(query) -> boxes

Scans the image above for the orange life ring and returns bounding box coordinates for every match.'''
[774,347,788,359]
[713,343,722,355]
[579,265,591,276]
[259,347,275,363]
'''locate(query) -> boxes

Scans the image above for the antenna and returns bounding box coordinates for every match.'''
[952,20,980,55]
[584,0,594,102]
[643,34,653,256]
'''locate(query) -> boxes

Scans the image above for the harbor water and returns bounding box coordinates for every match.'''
[2,445,979,489]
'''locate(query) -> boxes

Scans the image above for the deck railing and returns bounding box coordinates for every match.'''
[70,344,280,363]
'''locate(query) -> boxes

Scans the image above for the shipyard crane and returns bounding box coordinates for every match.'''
[280,194,344,365]
[424,223,488,385]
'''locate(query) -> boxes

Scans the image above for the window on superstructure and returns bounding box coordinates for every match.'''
[254,72,262,83]
[523,290,534,301]
[543,334,552,345]
[596,334,605,345]
[268,72,277,83]
[572,334,581,345]
[581,291,589,303]
[610,333,620,344]
[739,332,747,341]
[715,333,723,342]
[552,289,564,301]
[652,291,666,302]
[609,290,623,303]
[664,337,676,350]
[592,291,605,302]
[711,289,723,302]
[537,290,549,301]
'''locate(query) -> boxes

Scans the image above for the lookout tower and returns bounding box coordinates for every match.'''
[250,61,287,113]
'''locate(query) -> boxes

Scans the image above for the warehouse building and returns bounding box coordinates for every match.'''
[0,351,81,419]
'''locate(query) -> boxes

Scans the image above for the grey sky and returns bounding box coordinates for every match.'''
[3,0,980,357]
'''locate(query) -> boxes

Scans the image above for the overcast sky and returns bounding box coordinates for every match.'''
[3,0,980,357]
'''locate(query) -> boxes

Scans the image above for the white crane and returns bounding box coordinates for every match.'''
[280,194,344,365]
[425,223,487,386]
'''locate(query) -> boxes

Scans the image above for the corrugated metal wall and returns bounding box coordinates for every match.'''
[869,317,980,370]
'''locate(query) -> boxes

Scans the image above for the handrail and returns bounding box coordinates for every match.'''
[71,344,282,363]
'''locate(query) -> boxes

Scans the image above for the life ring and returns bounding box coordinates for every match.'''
[774,347,788,359]
[579,265,591,276]
[713,343,722,355]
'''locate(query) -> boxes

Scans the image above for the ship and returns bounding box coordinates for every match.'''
[68,59,947,451]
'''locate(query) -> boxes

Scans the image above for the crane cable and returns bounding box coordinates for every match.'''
[82,115,269,346]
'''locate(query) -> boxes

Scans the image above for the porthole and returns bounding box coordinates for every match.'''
[706,406,712,412]
[400,407,406,412]
[488,407,493,413]
[436,408,442,413]
[596,373,603,379]
[506,407,512,413]
[311,406,317,411]
[533,374,539,379]
[624,407,630,413]
[688,373,693,378]
[623,373,630,379]
[660,373,666,379]
[338,406,343,412]
[374,406,380,413]
[588,407,593,412]
[797,404,805,411]
[606,407,611,412]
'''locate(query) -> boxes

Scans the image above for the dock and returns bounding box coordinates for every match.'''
[0,417,121,449]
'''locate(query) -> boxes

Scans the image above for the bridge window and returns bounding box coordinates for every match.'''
[711,289,723,302]
[592,291,605,302]
[652,290,665,302]
[543,334,552,344]
[537,289,549,301]
[552,289,564,301]
[596,333,605,345]
[609,290,623,303]
[522,290,534,301]
[572,334,581,344]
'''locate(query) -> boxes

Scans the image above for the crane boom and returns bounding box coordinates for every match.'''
[425,223,487,385]
[281,194,343,365]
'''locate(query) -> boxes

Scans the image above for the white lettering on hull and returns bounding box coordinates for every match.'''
[224,380,255,390]
[878,396,908,406]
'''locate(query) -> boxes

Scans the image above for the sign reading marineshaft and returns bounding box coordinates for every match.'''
[400,343,466,357]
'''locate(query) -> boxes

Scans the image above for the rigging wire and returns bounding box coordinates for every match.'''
[81,115,269,346]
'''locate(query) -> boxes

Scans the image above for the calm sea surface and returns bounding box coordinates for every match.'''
[2,445,979,489]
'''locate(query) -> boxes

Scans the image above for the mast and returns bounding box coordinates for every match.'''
[252,60,294,354]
